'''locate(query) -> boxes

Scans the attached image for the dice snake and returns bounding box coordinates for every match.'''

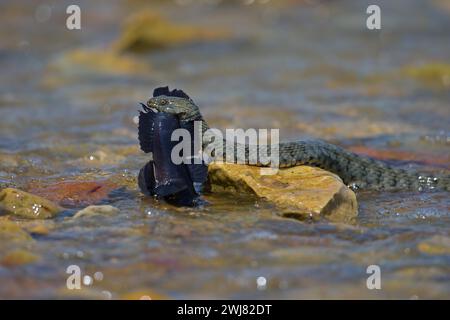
[142,86,449,192]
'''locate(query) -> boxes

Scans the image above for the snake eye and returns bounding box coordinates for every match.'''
[159,99,169,106]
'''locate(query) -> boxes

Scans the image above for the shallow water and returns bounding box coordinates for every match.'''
[0,0,449,299]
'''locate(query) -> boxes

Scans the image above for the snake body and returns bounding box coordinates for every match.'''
[145,87,450,192]
[199,122,449,191]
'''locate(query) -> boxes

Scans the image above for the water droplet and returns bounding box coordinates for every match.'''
[94,271,104,281]
[256,276,267,290]
[83,275,93,286]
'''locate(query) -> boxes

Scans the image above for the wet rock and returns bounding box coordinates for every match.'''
[1,249,40,267]
[68,149,127,168]
[47,49,152,77]
[20,220,55,235]
[0,181,12,190]
[108,172,140,191]
[417,235,450,255]
[403,62,450,89]
[0,188,63,219]
[29,181,119,207]
[0,153,19,168]
[0,218,33,243]
[73,205,120,219]
[208,163,358,222]
[113,10,229,53]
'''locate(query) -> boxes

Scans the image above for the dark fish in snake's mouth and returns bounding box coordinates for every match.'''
[137,90,208,206]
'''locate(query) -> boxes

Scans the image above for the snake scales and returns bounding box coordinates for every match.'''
[144,87,449,192]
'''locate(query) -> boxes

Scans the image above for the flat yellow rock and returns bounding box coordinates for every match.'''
[0,188,63,219]
[47,49,151,78]
[1,249,40,267]
[208,163,358,222]
[0,218,34,243]
[113,10,230,53]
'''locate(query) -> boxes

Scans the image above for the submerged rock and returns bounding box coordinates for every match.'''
[0,218,34,243]
[207,163,358,222]
[1,249,40,267]
[29,180,119,207]
[113,10,229,53]
[403,62,450,89]
[417,235,450,255]
[0,188,63,219]
[73,205,120,219]
[47,49,152,77]
[20,220,56,235]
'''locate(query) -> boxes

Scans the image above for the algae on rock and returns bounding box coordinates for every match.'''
[207,163,358,222]
[0,188,63,219]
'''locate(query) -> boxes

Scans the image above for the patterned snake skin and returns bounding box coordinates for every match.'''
[145,87,450,192]
[201,122,449,191]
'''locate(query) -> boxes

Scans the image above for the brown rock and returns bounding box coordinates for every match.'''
[48,49,151,77]
[208,163,358,222]
[402,62,450,89]
[1,249,40,267]
[73,205,120,219]
[29,181,119,207]
[20,220,55,235]
[0,188,63,219]
[417,235,450,255]
[113,10,230,53]
[0,218,34,243]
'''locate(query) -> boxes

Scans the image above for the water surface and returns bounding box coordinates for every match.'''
[0,0,449,299]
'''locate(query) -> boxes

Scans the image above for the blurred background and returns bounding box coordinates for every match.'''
[0,0,449,299]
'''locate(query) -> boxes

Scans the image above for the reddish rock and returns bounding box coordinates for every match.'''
[28,181,119,207]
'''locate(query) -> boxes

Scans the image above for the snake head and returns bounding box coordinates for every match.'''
[145,86,202,122]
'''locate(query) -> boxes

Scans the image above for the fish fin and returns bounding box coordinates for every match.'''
[178,120,209,185]
[153,86,192,100]
[186,163,208,185]
[138,109,155,153]
[155,182,188,198]
[164,189,199,207]
[153,86,169,97]
[138,161,156,196]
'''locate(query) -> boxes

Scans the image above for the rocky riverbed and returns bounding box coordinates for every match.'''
[0,0,449,299]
